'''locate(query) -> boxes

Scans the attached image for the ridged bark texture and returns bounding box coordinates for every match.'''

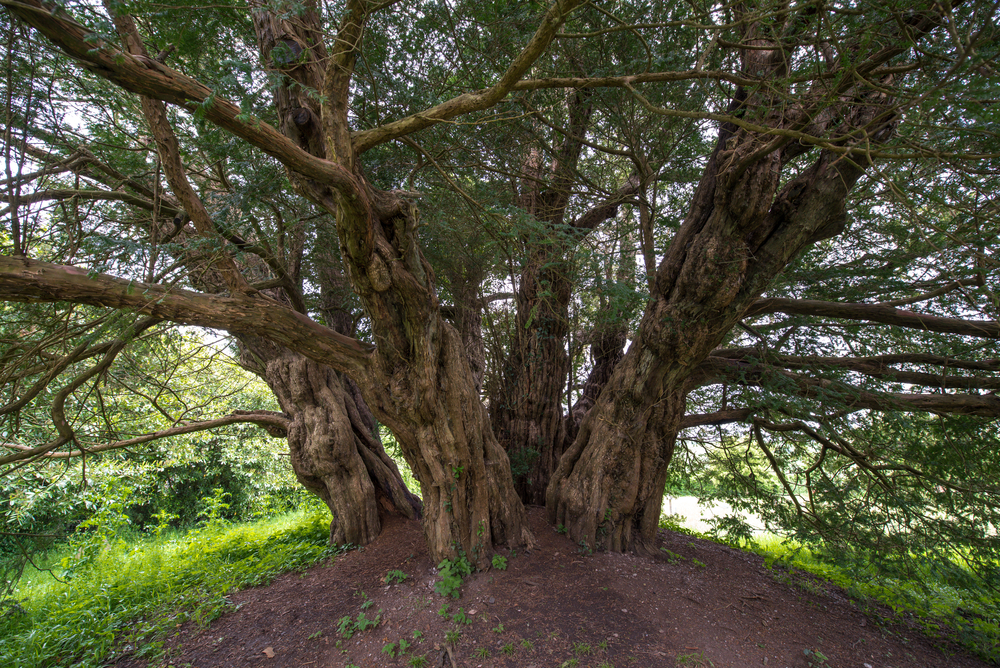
[548,12,892,551]
[253,347,421,545]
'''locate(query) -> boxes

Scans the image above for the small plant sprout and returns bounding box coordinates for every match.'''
[472,646,490,659]
[435,556,472,598]
[450,607,472,625]
[336,615,354,639]
[803,648,831,667]
[598,639,609,650]
[659,548,684,564]
[385,569,409,584]
[381,642,398,658]
[437,603,450,617]
[492,554,508,570]
[445,629,461,644]
[676,650,715,667]
[412,629,423,641]
[521,639,534,650]
[502,642,515,655]
[492,621,505,633]
[408,655,429,668]
[307,630,322,640]
[573,641,592,655]
[337,610,382,639]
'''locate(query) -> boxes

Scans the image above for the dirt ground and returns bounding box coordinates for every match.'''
[112,507,992,668]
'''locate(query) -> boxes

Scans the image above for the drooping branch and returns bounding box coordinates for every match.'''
[0,188,176,217]
[0,410,289,464]
[679,407,759,429]
[0,316,160,466]
[0,256,375,374]
[711,349,1000,391]
[700,356,1000,418]
[746,298,1000,338]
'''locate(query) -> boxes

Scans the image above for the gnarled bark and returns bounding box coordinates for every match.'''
[547,4,915,552]
[250,0,536,566]
[490,100,637,503]
[264,351,420,545]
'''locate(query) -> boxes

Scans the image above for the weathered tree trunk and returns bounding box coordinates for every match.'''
[563,315,627,447]
[359,315,531,566]
[97,4,423,550]
[252,0,535,566]
[490,93,636,503]
[548,11,900,553]
[263,351,421,544]
[491,243,573,504]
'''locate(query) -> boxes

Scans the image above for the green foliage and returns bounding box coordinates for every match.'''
[491,554,507,571]
[0,508,340,668]
[0,327,301,567]
[337,610,380,642]
[754,535,1000,663]
[384,569,409,584]
[802,648,830,667]
[450,607,473,626]
[675,651,714,667]
[434,555,472,598]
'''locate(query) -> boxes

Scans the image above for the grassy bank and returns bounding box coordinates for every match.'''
[659,514,1000,663]
[0,509,341,668]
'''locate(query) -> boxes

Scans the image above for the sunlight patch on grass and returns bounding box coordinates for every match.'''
[1,509,341,668]
[660,514,1000,662]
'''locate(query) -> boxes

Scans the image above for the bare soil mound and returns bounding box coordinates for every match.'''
[113,507,991,668]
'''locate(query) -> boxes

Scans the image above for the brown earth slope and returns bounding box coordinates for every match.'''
[113,507,991,668]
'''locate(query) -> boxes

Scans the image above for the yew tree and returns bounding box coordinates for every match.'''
[1,0,998,569]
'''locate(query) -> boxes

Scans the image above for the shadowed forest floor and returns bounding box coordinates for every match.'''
[112,507,993,668]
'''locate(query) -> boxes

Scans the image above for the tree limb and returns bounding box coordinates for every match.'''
[747,298,1000,338]
[0,410,289,464]
[0,0,365,198]
[351,0,586,153]
[0,256,375,373]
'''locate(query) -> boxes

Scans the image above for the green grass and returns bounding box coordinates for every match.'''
[659,514,1000,662]
[0,508,343,668]
[754,535,1000,662]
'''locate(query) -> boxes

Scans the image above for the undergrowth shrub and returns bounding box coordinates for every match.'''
[0,505,343,668]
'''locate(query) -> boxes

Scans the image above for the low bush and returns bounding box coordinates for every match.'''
[0,506,342,668]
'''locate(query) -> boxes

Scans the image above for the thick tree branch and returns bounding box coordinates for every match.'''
[702,356,1000,418]
[711,349,1000,391]
[747,298,1000,338]
[0,256,375,373]
[109,8,252,296]
[680,408,759,429]
[0,188,175,216]
[0,0,365,198]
